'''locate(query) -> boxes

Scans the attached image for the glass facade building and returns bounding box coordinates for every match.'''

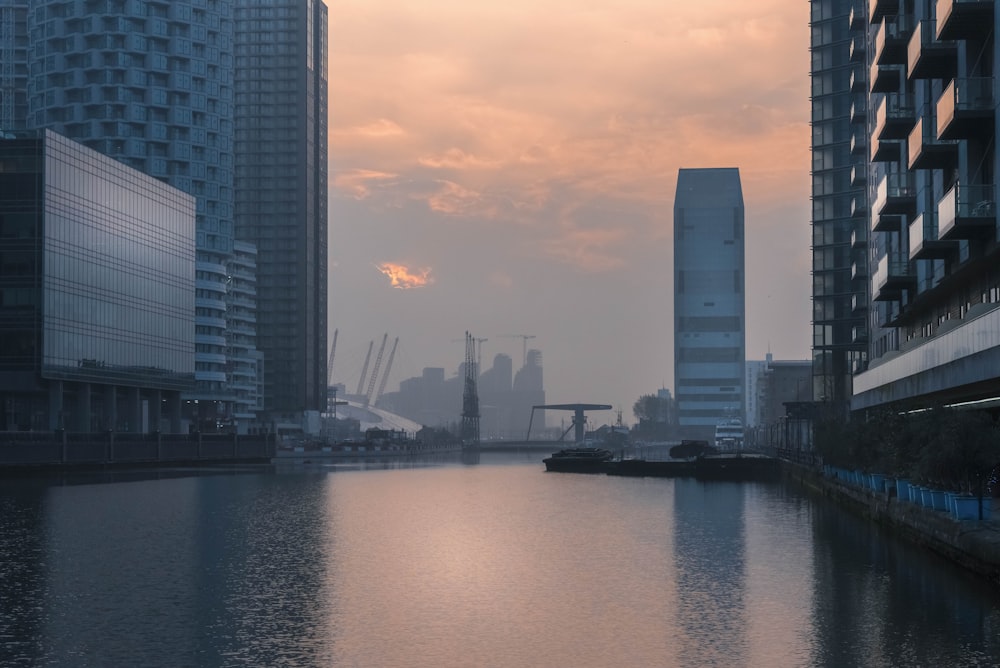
[234,0,328,415]
[0,130,195,432]
[809,0,870,413]
[0,1,28,132]
[23,0,256,430]
[673,168,746,441]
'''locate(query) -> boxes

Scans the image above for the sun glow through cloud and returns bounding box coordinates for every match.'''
[376,263,433,289]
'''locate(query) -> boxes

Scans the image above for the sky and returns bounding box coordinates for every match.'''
[328,0,812,423]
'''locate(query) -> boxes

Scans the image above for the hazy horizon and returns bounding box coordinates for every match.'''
[328,1,812,421]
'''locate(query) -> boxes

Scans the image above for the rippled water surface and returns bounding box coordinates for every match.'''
[2,454,999,667]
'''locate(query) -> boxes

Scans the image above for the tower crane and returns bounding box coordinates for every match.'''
[499,334,536,368]
[452,336,487,376]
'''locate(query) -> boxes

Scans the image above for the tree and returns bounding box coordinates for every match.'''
[633,394,670,423]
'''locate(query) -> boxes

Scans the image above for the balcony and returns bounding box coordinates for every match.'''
[852,293,868,315]
[851,224,869,250]
[870,62,904,93]
[873,172,917,217]
[850,95,867,125]
[874,212,906,232]
[937,77,994,140]
[873,92,916,140]
[874,15,915,64]
[851,192,868,218]
[936,0,994,40]
[909,211,958,260]
[937,183,996,239]
[852,259,868,282]
[849,1,867,30]
[850,66,867,93]
[907,21,957,80]
[873,252,915,301]
[851,163,867,187]
[850,129,867,156]
[850,34,866,63]
[908,114,957,169]
[870,0,900,24]
[870,137,903,163]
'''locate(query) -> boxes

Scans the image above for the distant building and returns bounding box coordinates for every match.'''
[0,130,195,432]
[673,168,746,441]
[378,350,547,439]
[747,355,812,428]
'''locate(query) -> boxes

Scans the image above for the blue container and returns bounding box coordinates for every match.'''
[952,496,979,520]
[931,489,947,511]
[870,474,885,493]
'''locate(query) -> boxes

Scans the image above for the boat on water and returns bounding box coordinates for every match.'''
[543,447,614,473]
[714,417,745,451]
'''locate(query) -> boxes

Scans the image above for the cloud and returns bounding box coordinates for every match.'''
[333,169,398,200]
[330,0,810,269]
[375,262,433,289]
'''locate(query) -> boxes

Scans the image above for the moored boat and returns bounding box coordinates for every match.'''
[543,447,613,473]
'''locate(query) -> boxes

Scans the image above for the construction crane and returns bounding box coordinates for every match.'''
[451,336,488,377]
[460,332,480,448]
[365,334,389,405]
[499,334,536,368]
[374,337,399,405]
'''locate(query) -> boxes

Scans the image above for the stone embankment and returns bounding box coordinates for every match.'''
[783,460,1000,588]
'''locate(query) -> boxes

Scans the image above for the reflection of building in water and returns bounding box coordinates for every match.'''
[672,480,747,664]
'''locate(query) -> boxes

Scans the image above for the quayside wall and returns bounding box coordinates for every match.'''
[0,431,276,471]
[779,455,1000,589]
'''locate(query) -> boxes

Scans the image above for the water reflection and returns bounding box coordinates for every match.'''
[808,497,1000,667]
[672,479,748,665]
[1,473,333,666]
[1,461,999,667]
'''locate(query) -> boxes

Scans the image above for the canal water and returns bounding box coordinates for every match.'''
[2,453,999,667]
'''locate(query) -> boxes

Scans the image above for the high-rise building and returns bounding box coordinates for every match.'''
[0,130,195,432]
[809,0,870,414]
[673,168,746,441]
[23,1,257,432]
[848,0,1000,412]
[0,1,28,132]
[233,0,328,416]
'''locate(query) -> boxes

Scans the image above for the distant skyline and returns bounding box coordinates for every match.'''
[328,1,811,420]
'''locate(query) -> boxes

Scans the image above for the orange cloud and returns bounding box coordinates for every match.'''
[331,0,810,270]
[333,169,398,200]
[376,262,433,289]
